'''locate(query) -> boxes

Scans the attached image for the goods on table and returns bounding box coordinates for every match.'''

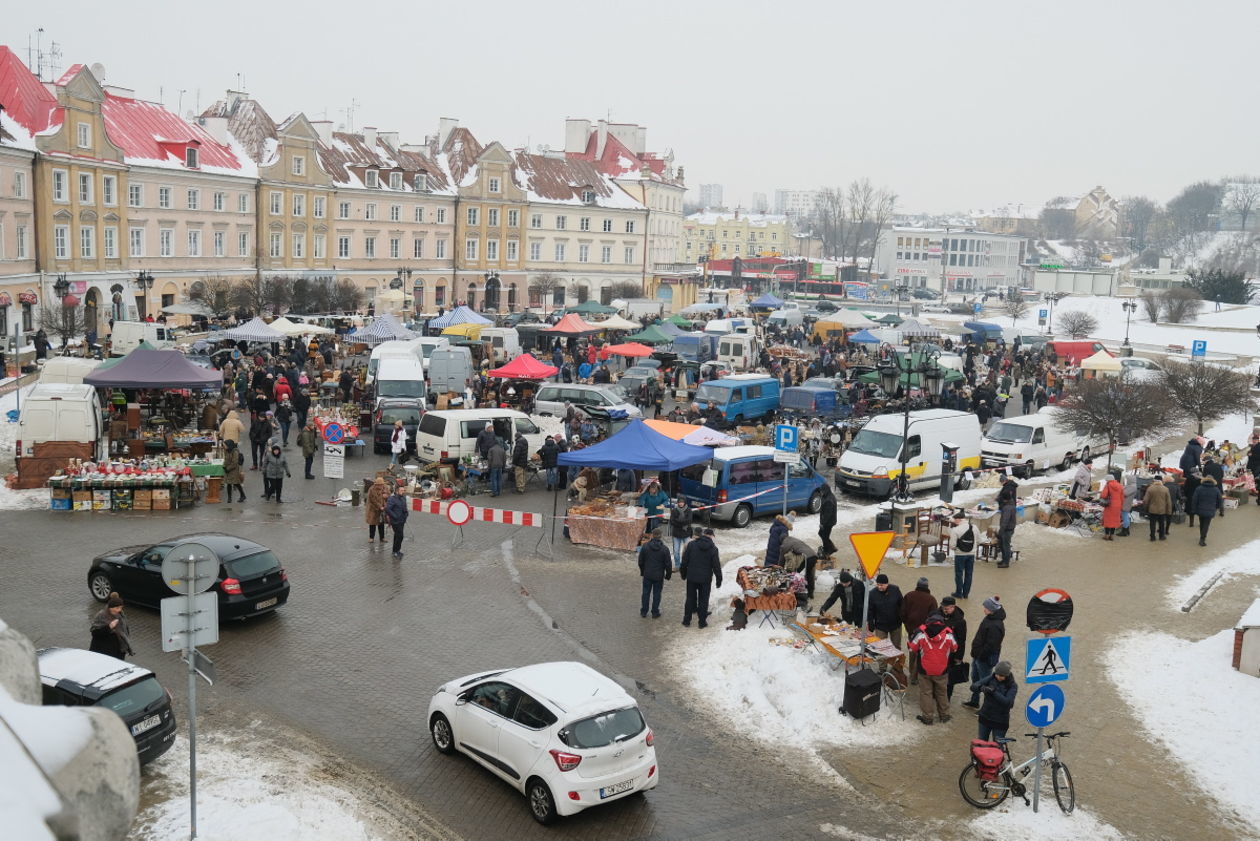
[312,409,360,440]
[568,498,617,518]
[739,565,806,596]
[766,344,810,361]
[48,456,202,511]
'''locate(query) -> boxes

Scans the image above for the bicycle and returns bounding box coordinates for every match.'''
[958,731,1074,813]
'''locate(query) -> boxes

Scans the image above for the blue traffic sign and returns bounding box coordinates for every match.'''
[1038,309,1048,319]
[1026,684,1065,727]
[973,302,982,314]
[774,424,799,452]
[1026,636,1071,683]
[1191,340,1207,359]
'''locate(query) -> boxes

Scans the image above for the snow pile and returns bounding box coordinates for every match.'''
[1165,536,1260,610]
[1110,629,1260,832]
[966,803,1129,840]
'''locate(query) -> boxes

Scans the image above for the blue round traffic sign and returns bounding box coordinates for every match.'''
[1026,684,1065,728]
[323,422,344,444]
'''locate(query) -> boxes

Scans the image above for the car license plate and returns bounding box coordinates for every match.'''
[599,779,635,799]
[844,479,860,488]
[255,597,278,610]
[131,714,161,736]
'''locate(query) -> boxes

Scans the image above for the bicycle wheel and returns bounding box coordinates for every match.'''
[958,763,1009,808]
[1052,761,1075,813]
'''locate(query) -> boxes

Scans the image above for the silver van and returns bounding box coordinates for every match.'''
[533,384,641,418]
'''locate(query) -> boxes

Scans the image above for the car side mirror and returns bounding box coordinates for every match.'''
[455,691,469,706]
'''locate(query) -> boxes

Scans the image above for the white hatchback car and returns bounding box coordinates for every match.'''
[427,661,658,824]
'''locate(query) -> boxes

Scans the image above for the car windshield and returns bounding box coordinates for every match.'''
[379,408,421,426]
[986,422,1034,444]
[695,384,729,405]
[99,676,164,716]
[848,429,904,459]
[604,384,629,401]
[224,549,281,578]
[561,706,646,749]
[378,380,427,399]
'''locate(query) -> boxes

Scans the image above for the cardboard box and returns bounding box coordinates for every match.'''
[50,497,72,510]
[152,488,171,502]
[152,497,172,510]
[132,489,152,510]
[50,487,71,500]
[92,490,112,510]
[112,489,133,510]
[73,490,93,511]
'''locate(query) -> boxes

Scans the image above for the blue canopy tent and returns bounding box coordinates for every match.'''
[558,419,714,471]
[750,292,784,309]
[429,305,493,329]
[963,320,1003,341]
[848,329,882,344]
[656,320,686,338]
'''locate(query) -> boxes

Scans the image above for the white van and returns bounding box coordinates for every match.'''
[367,340,423,383]
[416,337,450,372]
[374,357,427,406]
[38,357,101,385]
[479,327,521,363]
[766,308,805,329]
[835,409,982,496]
[703,318,755,337]
[415,408,545,464]
[111,321,175,355]
[980,407,1111,476]
[428,347,475,398]
[716,334,761,372]
[18,384,104,458]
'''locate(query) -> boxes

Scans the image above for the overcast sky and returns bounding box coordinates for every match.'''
[7,0,1257,215]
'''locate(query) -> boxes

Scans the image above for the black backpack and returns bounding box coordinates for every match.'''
[956,523,975,553]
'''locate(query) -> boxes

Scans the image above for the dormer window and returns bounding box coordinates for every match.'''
[185,147,199,169]
[488,177,501,193]
[414,173,429,192]
[389,172,403,190]
[365,169,379,188]
[582,189,596,204]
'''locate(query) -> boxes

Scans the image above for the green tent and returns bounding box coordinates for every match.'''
[625,324,675,345]
[858,367,964,388]
[566,300,617,315]
[98,341,157,370]
[667,313,693,328]
[874,313,903,325]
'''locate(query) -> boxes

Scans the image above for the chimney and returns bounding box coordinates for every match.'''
[564,118,591,154]
[379,131,399,149]
[438,117,459,147]
[226,89,248,111]
[199,115,230,144]
[633,125,646,155]
[311,120,334,146]
[400,143,427,154]
[595,119,608,158]
[363,126,377,148]
[103,84,135,99]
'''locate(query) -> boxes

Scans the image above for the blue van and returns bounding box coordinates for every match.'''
[671,332,716,363]
[780,385,851,421]
[679,445,826,527]
[692,375,780,425]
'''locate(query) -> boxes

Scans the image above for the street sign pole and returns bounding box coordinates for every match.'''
[1032,727,1044,813]
[185,553,198,840]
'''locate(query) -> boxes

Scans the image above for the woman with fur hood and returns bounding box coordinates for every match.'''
[765,513,792,567]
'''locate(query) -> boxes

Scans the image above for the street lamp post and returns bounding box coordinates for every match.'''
[1042,291,1065,336]
[876,342,946,514]
[133,270,155,319]
[1121,300,1137,354]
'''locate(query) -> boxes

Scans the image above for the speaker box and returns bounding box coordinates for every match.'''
[841,668,882,719]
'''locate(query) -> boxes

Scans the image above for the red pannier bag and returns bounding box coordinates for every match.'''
[970,739,1004,780]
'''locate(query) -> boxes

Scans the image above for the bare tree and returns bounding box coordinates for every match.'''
[844,179,875,263]
[331,279,363,313]
[529,272,563,308]
[1055,374,1175,468]
[1225,177,1260,231]
[1121,196,1160,250]
[1166,181,1224,238]
[187,274,234,314]
[1000,297,1030,325]
[607,281,643,300]
[1057,310,1098,338]
[810,187,847,261]
[1157,360,1255,434]
[38,302,90,354]
[1162,287,1203,323]
[1138,290,1163,322]
[866,188,898,271]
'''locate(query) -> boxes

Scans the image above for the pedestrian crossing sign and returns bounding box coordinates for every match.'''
[1025,636,1071,684]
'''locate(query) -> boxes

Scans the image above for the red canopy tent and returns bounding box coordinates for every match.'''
[542,313,602,335]
[488,353,559,379]
[603,342,654,358]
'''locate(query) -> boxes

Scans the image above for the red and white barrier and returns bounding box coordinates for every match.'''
[411,497,542,528]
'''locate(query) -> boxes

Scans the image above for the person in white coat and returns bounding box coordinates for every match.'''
[389,419,409,464]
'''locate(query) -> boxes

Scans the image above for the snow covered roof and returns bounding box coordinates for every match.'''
[511,151,642,209]
[439,126,484,187]
[686,211,787,227]
[201,94,279,166]
[102,92,255,176]
[317,130,452,194]
[566,126,682,187]
[0,46,62,137]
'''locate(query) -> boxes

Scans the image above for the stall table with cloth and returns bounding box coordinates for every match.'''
[793,618,904,672]
[736,567,801,627]
[566,507,645,550]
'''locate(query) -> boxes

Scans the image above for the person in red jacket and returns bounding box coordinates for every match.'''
[908,612,958,725]
[273,375,293,405]
[1099,469,1125,540]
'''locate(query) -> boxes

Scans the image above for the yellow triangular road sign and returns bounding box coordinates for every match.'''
[849,531,896,580]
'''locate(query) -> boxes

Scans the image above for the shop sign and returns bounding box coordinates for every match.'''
[0,292,10,306]
[18,291,38,305]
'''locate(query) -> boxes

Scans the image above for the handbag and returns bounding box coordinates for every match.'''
[949,660,970,686]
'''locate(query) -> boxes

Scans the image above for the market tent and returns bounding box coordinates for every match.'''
[819,310,876,328]
[429,305,492,329]
[1081,349,1121,374]
[84,348,222,390]
[441,323,484,339]
[488,353,558,379]
[352,313,418,345]
[667,313,693,328]
[268,316,330,336]
[655,320,685,338]
[604,342,655,358]
[625,324,674,345]
[543,314,602,335]
[558,419,715,471]
[217,316,285,342]
[679,302,724,315]
[874,313,903,325]
[848,329,882,344]
[643,419,738,447]
[750,292,784,309]
[590,314,641,331]
[565,300,617,315]
[894,318,941,338]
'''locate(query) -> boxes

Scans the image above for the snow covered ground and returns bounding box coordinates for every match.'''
[1164,535,1260,611]
[0,383,49,511]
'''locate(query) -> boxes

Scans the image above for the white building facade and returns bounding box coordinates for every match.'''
[878,227,1026,293]
[773,189,820,220]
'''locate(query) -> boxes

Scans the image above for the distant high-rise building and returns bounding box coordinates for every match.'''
[698,183,724,209]
[774,189,820,220]
[751,192,768,213]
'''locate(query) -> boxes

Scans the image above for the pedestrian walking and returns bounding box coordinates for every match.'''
[275,400,293,446]
[385,484,409,558]
[900,577,938,683]
[89,592,134,660]
[218,409,245,447]
[1142,474,1172,541]
[669,496,693,570]
[963,597,1006,710]
[1190,475,1224,546]
[638,528,673,618]
[297,421,319,479]
[680,528,722,628]
[996,477,1018,566]
[909,612,958,725]
[222,439,246,502]
[389,420,408,465]
[817,483,838,556]
[1099,469,1125,540]
[972,661,1018,741]
[248,412,272,470]
[867,574,905,648]
[261,443,291,503]
[949,511,976,598]
[366,477,389,544]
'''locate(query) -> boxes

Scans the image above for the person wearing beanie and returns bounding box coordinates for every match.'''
[1142,473,1173,541]
[89,592,134,660]
[819,570,866,625]
[866,573,904,648]
[964,597,1007,710]
[949,512,977,598]
[996,479,1018,566]
[900,577,939,685]
[972,660,1018,741]
[940,597,969,700]
[908,611,958,725]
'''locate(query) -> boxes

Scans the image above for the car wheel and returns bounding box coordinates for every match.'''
[527,777,558,825]
[732,503,753,528]
[89,571,113,602]
[430,713,455,755]
[1059,454,1073,471]
[806,490,822,514]
[954,475,972,491]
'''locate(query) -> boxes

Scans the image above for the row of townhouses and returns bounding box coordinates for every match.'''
[0,47,690,345]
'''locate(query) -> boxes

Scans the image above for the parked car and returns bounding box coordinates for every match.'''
[373,398,425,454]
[427,661,658,824]
[534,383,641,418]
[920,303,951,313]
[679,445,827,527]
[87,533,290,620]
[910,288,940,300]
[37,647,177,764]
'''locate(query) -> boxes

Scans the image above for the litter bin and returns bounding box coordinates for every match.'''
[351,487,361,506]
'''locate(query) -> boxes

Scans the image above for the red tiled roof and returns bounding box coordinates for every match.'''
[201,96,278,165]
[318,131,449,192]
[102,92,245,170]
[0,46,61,134]
[567,127,677,185]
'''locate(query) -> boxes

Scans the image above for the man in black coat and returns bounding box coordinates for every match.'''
[819,570,865,625]
[940,596,968,699]
[511,433,529,493]
[638,529,673,619]
[963,597,1007,709]
[538,436,560,490]
[475,423,498,459]
[866,574,905,648]
[817,484,838,556]
[680,528,722,628]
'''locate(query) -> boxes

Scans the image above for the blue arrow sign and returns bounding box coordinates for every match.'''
[1026,636,1071,683]
[1191,340,1207,359]
[1026,684,1065,727]
[774,424,799,453]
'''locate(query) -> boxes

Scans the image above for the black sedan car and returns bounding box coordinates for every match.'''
[373,398,424,454]
[88,533,290,620]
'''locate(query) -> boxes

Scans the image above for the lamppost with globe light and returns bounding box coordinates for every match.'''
[1121,300,1137,355]
[876,343,946,509]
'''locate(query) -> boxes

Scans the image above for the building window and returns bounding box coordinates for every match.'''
[506,240,518,261]
[16,225,27,259]
[270,191,282,215]
[187,229,202,257]
[582,190,595,204]
[578,244,590,263]
[467,207,479,226]
[434,285,445,307]
[313,234,325,259]
[434,239,446,259]
[292,155,305,176]
[487,208,499,227]
[389,172,403,190]
[364,236,376,258]
[313,196,326,218]
[507,209,519,227]
[624,246,635,264]
[338,236,351,258]
[270,232,283,258]
[601,245,612,263]
[365,170,379,188]
[580,217,591,231]
[130,227,144,257]
[186,188,199,210]
[102,176,117,206]
[77,122,91,148]
[103,226,117,259]
[365,203,377,221]
[54,225,69,258]
[338,201,351,219]
[292,232,305,258]
[238,231,250,257]
[529,242,541,261]
[160,228,174,257]
[553,287,565,307]
[530,214,542,229]
[465,238,478,260]
[78,173,93,204]
[390,204,401,222]
[625,221,636,234]
[292,193,305,217]
[213,191,225,211]
[486,239,499,261]
[602,219,612,232]
[239,193,250,213]
[436,207,446,224]
[488,176,502,193]
[80,226,95,259]
[185,147,199,168]
[22,303,32,332]
[52,169,69,202]
[414,173,427,191]
[555,216,567,230]
[414,206,424,223]
[214,230,225,257]
[390,237,400,259]
[412,239,424,259]
[14,171,26,198]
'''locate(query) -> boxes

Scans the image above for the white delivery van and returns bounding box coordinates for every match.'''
[18,383,104,458]
[980,407,1111,476]
[38,357,101,385]
[374,357,427,406]
[703,318,755,337]
[716,334,761,371]
[766,308,805,329]
[110,321,176,355]
[414,408,545,464]
[479,327,521,363]
[428,347,475,399]
[835,409,982,496]
[367,340,423,383]
[416,336,449,372]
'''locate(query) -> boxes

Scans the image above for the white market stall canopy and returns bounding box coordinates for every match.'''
[216,316,286,342]
[268,316,333,336]
[1081,350,1122,373]
[591,315,642,331]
